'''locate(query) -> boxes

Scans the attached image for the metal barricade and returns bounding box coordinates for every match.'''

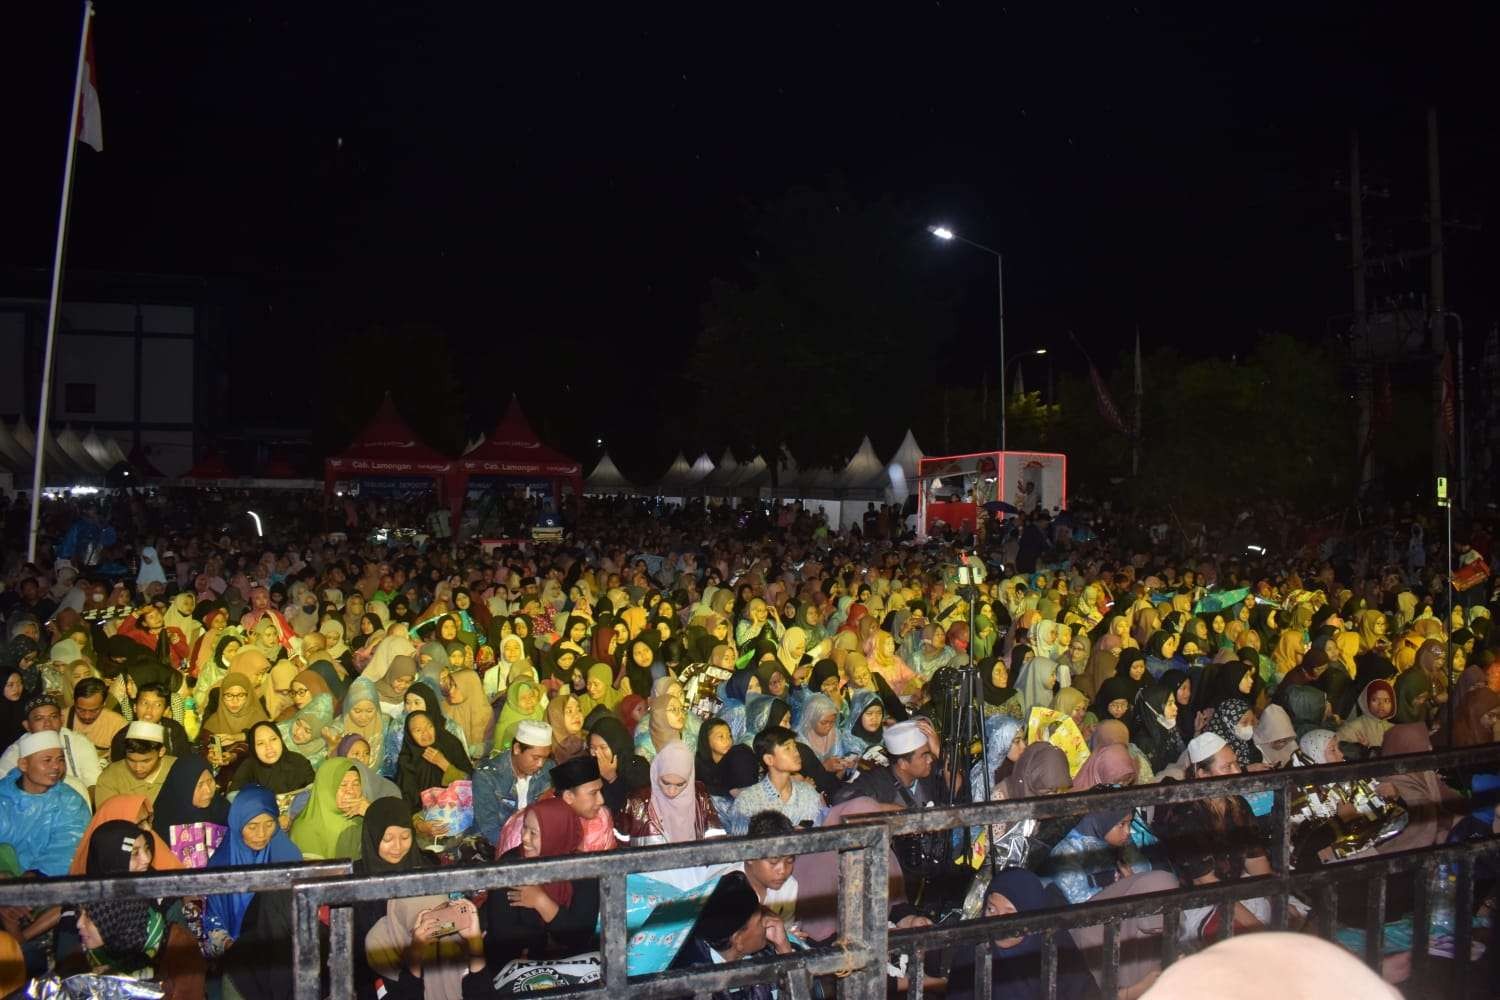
[876,743,1500,999]
[0,744,1495,999]
[0,860,351,907]
[289,822,891,1000]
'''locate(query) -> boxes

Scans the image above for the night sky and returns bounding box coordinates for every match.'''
[6,3,1497,472]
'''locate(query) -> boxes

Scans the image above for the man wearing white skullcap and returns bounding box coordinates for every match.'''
[1155,726,1276,938]
[830,717,942,816]
[0,729,91,876]
[472,718,555,846]
[93,721,176,810]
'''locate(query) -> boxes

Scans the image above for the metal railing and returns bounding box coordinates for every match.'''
[879,742,1500,1000]
[0,745,1494,999]
[289,822,890,1000]
[0,860,351,907]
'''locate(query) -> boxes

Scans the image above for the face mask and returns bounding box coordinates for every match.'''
[1233,723,1254,742]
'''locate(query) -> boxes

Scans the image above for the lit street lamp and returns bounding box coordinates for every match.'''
[928,224,1010,449]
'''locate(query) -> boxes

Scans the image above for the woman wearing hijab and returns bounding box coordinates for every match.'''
[843,689,887,751]
[1335,677,1396,756]
[441,668,494,760]
[1014,653,1061,716]
[0,665,25,751]
[867,630,920,698]
[577,661,622,720]
[77,820,180,983]
[947,867,1099,1000]
[203,784,303,953]
[280,689,335,769]
[589,714,650,814]
[394,710,473,816]
[151,754,230,848]
[1041,809,1177,998]
[1206,698,1260,768]
[636,688,688,762]
[1071,743,1137,792]
[289,756,367,860]
[200,671,270,790]
[71,794,183,875]
[485,796,600,969]
[795,692,859,772]
[230,720,316,804]
[1392,667,1434,726]
[1131,680,1184,773]
[616,739,721,848]
[331,677,396,777]
[694,717,738,800]
[371,654,419,723]
[1251,705,1299,767]
[546,693,588,764]
[352,797,478,999]
[978,654,1021,719]
[494,676,547,751]
[1075,633,1120,702]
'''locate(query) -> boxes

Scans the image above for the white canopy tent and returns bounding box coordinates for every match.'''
[584,452,636,495]
[654,452,695,497]
[698,448,741,497]
[886,428,925,505]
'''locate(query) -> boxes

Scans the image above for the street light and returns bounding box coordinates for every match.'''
[927,224,1009,450]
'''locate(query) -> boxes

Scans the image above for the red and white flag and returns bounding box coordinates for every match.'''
[76,18,102,151]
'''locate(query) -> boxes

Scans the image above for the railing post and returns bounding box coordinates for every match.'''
[292,887,322,1000]
[1268,780,1292,929]
[600,871,629,992]
[328,903,354,1000]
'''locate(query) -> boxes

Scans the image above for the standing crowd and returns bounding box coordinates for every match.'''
[0,492,1496,999]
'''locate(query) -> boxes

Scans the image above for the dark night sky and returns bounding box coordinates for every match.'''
[6,3,1497,471]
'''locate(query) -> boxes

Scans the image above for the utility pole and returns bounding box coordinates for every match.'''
[1428,108,1447,485]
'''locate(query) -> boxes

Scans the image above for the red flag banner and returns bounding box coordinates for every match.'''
[76,18,102,151]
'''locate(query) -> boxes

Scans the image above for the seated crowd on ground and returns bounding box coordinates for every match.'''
[0,490,1496,998]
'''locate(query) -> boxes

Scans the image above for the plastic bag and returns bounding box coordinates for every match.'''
[26,975,164,999]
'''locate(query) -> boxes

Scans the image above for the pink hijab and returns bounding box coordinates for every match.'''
[649,740,699,843]
[1071,743,1136,791]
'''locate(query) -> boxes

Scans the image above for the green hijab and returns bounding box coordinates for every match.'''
[494,677,547,750]
[1392,667,1433,725]
[289,756,361,860]
[577,661,621,717]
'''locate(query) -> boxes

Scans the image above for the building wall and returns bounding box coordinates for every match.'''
[0,275,218,479]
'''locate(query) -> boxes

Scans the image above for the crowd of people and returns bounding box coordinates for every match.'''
[0,488,1496,999]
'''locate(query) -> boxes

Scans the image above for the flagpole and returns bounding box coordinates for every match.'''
[27,0,94,564]
[1132,326,1142,477]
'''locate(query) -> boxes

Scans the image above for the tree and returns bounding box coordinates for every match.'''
[689,184,951,470]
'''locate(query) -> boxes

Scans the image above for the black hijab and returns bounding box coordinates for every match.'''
[0,666,26,750]
[979,655,1017,707]
[394,710,473,811]
[152,753,229,839]
[589,715,648,812]
[696,718,734,797]
[229,721,316,793]
[359,796,429,874]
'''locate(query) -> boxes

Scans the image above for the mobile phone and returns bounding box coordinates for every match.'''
[428,901,467,937]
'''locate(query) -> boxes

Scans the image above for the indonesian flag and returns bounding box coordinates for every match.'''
[76,18,102,152]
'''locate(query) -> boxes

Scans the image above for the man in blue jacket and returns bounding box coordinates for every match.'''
[0,730,91,877]
[471,719,554,847]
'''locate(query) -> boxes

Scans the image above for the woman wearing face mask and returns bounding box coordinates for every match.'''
[1130,679,1184,773]
[1206,698,1261,768]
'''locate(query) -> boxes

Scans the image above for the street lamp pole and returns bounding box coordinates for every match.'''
[929,226,1007,450]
